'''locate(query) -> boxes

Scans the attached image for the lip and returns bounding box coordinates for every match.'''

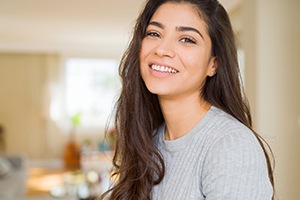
[148,62,179,72]
[147,62,179,78]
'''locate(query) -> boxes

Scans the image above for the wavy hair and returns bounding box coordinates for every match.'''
[99,0,274,199]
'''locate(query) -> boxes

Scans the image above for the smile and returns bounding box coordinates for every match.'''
[151,64,178,73]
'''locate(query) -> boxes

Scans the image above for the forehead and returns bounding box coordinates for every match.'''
[150,2,208,32]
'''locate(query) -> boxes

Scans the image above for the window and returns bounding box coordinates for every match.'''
[64,58,120,129]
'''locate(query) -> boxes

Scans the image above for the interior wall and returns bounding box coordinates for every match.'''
[242,0,300,199]
[0,54,58,158]
[0,53,111,159]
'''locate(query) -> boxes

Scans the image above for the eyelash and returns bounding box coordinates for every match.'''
[145,31,161,38]
[180,37,197,44]
[145,31,197,44]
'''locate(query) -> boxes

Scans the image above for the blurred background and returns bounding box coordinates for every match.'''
[0,0,299,199]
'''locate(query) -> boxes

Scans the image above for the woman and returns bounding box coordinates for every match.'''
[100,0,274,199]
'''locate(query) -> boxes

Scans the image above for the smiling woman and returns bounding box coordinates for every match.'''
[98,0,274,200]
[140,2,216,103]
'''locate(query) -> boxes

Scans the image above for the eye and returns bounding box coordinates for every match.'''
[180,37,197,44]
[145,31,161,38]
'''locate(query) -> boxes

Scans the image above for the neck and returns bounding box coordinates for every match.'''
[159,94,211,140]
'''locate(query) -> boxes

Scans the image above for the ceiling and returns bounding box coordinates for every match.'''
[0,0,242,57]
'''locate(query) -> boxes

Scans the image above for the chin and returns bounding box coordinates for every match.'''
[145,86,166,96]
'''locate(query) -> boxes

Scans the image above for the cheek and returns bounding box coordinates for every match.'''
[140,46,147,66]
[182,50,210,70]
[140,45,145,60]
[140,39,155,59]
[139,43,147,76]
[181,52,202,69]
[140,40,148,53]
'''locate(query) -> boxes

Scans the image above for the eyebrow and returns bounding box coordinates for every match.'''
[148,21,165,29]
[148,21,204,40]
[176,26,204,40]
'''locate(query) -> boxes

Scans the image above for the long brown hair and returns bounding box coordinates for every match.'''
[99,0,274,199]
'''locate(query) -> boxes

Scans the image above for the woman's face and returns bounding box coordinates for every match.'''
[140,2,216,101]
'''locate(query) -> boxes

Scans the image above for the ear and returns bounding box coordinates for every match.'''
[207,57,218,77]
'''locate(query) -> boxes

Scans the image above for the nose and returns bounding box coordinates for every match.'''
[154,38,175,58]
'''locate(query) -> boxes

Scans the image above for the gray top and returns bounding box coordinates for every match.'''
[152,106,273,200]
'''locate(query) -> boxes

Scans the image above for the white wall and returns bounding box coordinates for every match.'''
[242,0,300,199]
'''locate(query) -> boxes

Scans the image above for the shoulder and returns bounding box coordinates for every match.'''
[200,107,273,199]
[208,106,250,132]
[205,106,258,148]
[204,106,265,170]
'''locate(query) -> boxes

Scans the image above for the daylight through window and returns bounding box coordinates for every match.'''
[65,58,120,128]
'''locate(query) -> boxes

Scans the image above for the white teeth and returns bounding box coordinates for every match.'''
[151,64,178,73]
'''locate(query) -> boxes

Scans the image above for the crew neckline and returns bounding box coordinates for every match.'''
[157,106,218,152]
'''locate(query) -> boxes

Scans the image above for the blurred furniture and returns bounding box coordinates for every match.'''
[25,151,112,200]
[0,154,27,200]
[25,167,77,200]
